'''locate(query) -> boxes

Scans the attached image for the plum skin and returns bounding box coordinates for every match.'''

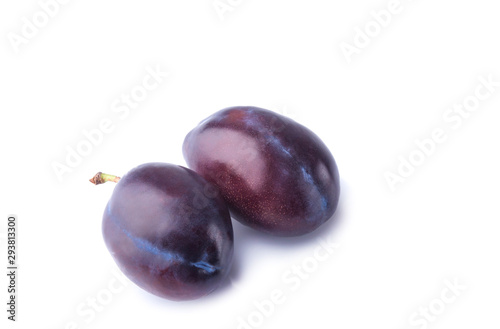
[183,106,340,237]
[102,163,234,301]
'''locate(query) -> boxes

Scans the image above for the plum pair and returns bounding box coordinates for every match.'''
[96,106,340,301]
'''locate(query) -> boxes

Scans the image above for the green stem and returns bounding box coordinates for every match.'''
[89,172,121,185]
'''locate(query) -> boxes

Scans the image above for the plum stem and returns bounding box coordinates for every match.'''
[89,172,121,185]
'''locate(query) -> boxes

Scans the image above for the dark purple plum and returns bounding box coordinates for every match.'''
[102,163,233,301]
[183,106,340,237]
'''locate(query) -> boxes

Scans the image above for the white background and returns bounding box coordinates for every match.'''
[1,0,499,328]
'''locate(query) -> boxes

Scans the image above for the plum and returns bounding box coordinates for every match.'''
[183,106,340,237]
[99,163,234,301]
